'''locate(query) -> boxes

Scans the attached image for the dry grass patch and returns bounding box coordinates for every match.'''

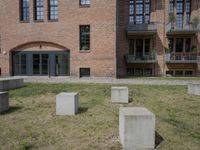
[0,83,200,150]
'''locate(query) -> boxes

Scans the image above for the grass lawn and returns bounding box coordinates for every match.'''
[0,83,200,150]
[126,76,200,80]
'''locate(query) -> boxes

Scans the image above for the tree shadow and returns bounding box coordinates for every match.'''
[155,131,164,149]
[0,106,22,115]
[78,107,88,114]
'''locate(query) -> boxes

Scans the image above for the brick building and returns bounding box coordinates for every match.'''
[0,0,200,77]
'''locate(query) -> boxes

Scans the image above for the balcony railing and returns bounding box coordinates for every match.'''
[125,52,157,64]
[166,23,200,34]
[127,22,157,35]
[165,52,200,63]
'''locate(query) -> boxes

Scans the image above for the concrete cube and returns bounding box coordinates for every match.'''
[0,92,9,113]
[0,78,24,91]
[111,87,129,103]
[56,92,79,116]
[119,107,155,150]
[188,84,200,96]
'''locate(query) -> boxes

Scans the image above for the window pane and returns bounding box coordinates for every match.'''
[129,39,134,54]
[49,0,58,20]
[80,25,90,50]
[35,0,44,20]
[176,38,184,52]
[145,39,150,54]
[21,0,30,21]
[185,38,191,52]
[80,0,90,5]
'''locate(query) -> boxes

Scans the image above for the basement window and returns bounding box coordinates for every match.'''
[80,0,90,7]
[80,68,90,77]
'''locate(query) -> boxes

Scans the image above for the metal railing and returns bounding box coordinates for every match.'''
[128,22,157,32]
[125,52,157,63]
[165,52,200,63]
[166,22,200,33]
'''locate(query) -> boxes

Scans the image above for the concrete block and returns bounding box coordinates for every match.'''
[56,92,79,116]
[188,84,200,96]
[0,78,24,91]
[119,107,155,150]
[0,92,9,113]
[111,87,129,103]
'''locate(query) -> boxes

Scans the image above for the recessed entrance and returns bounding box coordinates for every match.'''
[12,51,70,76]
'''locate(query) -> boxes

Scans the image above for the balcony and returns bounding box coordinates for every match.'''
[127,22,157,35]
[166,23,200,35]
[125,53,157,64]
[165,52,200,63]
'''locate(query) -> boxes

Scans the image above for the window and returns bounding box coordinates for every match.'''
[175,70,183,76]
[129,0,151,24]
[185,70,193,76]
[145,39,150,54]
[20,0,30,21]
[80,25,90,50]
[80,0,90,6]
[80,68,90,77]
[168,38,174,52]
[129,38,151,56]
[176,0,184,28]
[185,38,191,52]
[129,40,135,54]
[34,0,44,21]
[13,53,27,75]
[169,0,174,15]
[186,0,191,24]
[48,0,58,20]
[169,38,191,52]
[176,38,184,52]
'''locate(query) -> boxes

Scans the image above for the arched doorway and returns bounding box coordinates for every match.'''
[11,41,70,76]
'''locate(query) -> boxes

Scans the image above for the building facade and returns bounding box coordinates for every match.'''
[0,0,200,77]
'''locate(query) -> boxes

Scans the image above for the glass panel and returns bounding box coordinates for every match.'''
[136,39,143,57]
[185,38,191,52]
[145,39,150,54]
[80,0,90,5]
[176,0,183,28]
[55,54,69,76]
[13,53,27,75]
[168,38,174,52]
[35,0,44,20]
[169,0,174,14]
[176,38,184,52]
[33,54,40,75]
[129,39,135,54]
[41,54,49,75]
[21,0,30,21]
[49,0,58,20]
[80,25,90,50]
[80,68,90,77]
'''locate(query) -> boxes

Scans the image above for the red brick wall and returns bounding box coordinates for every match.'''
[0,0,117,77]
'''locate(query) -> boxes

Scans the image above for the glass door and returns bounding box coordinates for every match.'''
[41,54,49,75]
[136,39,143,59]
[33,54,49,75]
[55,54,69,76]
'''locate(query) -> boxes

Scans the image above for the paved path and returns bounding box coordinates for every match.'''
[18,76,200,85]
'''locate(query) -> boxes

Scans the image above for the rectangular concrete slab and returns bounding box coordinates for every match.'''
[111,87,129,103]
[119,107,155,150]
[188,84,200,96]
[56,92,79,116]
[0,92,9,113]
[0,77,24,91]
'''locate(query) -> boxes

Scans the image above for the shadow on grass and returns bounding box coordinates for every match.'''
[78,107,88,114]
[155,131,164,149]
[0,106,22,115]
